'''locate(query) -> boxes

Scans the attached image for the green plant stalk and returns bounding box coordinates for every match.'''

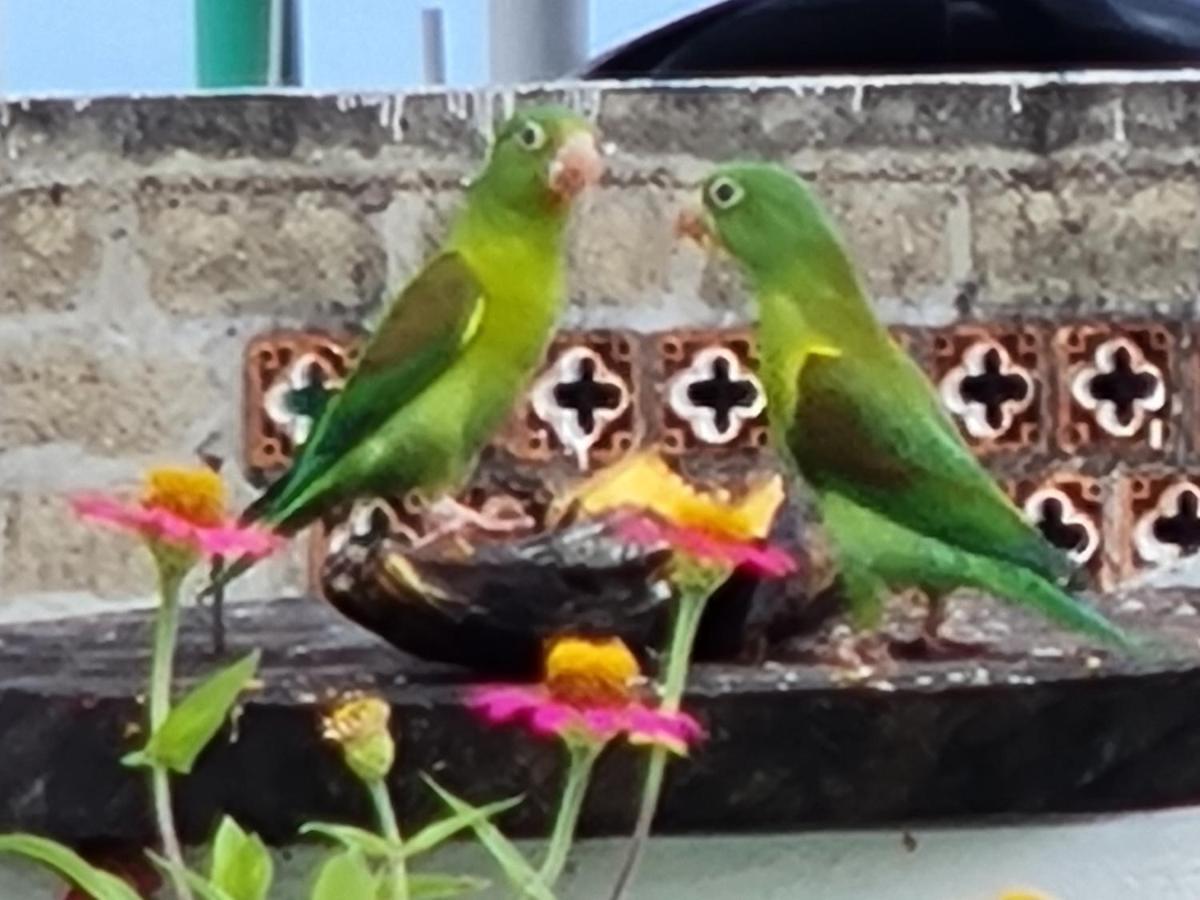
[607,571,719,900]
[539,741,603,889]
[368,779,409,900]
[149,554,193,900]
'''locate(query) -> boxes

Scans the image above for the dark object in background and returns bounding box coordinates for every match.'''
[583,0,1200,78]
[321,519,678,676]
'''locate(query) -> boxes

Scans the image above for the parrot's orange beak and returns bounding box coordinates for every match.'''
[549,130,604,202]
[675,205,715,249]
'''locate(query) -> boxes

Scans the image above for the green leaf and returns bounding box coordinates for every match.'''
[146,850,234,900]
[404,794,523,858]
[0,834,142,900]
[127,651,260,774]
[408,873,490,898]
[300,793,521,866]
[209,816,273,900]
[311,848,381,900]
[299,823,398,860]
[421,776,554,900]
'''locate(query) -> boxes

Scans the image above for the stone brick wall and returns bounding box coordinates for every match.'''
[1,74,1198,618]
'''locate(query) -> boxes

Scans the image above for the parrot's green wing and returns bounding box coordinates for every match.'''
[788,349,1071,582]
[247,251,484,526]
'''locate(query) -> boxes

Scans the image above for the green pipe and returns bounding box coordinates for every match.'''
[195,0,274,88]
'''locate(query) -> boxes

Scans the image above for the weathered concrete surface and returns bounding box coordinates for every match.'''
[9,814,1200,900]
[1,73,1199,613]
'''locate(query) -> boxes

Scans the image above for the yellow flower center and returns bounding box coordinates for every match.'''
[544,636,639,707]
[141,466,227,528]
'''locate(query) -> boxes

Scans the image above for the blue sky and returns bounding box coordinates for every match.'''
[0,0,710,95]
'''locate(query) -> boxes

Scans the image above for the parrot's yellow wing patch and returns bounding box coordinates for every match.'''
[796,340,843,371]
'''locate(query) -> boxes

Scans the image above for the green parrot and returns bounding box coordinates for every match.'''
[206,106,603,631]
[677,162,1136,654]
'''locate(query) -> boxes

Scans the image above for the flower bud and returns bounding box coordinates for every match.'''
[322,693,395,783]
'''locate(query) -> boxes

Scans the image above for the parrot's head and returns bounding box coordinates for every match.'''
[477,105,604,219]
[677,162,846,288]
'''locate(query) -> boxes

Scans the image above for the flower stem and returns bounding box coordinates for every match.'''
[149,556,193,900]
[660,592,709,712]
[540,741,603,889]
[608,574,716,900]
[368,779,408,900]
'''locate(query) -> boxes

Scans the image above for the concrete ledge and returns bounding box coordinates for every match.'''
[0,595,1198,848]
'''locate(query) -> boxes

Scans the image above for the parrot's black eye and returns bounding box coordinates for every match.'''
[708,176,744,210]
[518,121,547,150]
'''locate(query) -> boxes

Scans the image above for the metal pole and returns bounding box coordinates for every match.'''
[195,0,273,88]
[422,7,447,85]
[488,0,589,83]
[280,0,303,87]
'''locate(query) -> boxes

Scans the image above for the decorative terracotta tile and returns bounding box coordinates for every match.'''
[243,330,357,479]
[234,320,1200,601]
[1053,322,1177,459]
[1186,325,1200,459]
[460,456,560,534]
[495,330,640,471]
[1008,472,1106,585]
[1111,471,1200,582]
[931,323,1047,457]
[652,329,769,455]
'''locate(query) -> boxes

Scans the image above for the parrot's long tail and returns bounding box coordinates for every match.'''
[961,555,1147,657]
[823,493,1157,659]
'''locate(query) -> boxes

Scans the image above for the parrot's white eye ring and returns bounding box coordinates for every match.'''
[518,121,548,150]
[707,177,744,210]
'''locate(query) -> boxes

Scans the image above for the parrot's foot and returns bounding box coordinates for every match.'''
[891,595,989,660]
[414,496,536,549]
[822,625,897,676]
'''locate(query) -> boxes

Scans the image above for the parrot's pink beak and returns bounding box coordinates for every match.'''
[675,205,715,249]
[549,130,603,202]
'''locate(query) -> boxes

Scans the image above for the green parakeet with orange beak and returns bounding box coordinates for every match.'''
[678,162,1136,654]
[206,106,603,622]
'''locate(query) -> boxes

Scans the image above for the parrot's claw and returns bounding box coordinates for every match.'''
[413,496,536,550]
[832,631,896,673]
[890,594,990,661]
[817,624,898,677]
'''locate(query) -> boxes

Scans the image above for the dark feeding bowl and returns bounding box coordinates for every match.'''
[320,518,679,676]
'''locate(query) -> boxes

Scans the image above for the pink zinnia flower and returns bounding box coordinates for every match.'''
[615,512,796,578]
[71,466,280,561]
[469,637,703,755]
[557,450,797,578]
